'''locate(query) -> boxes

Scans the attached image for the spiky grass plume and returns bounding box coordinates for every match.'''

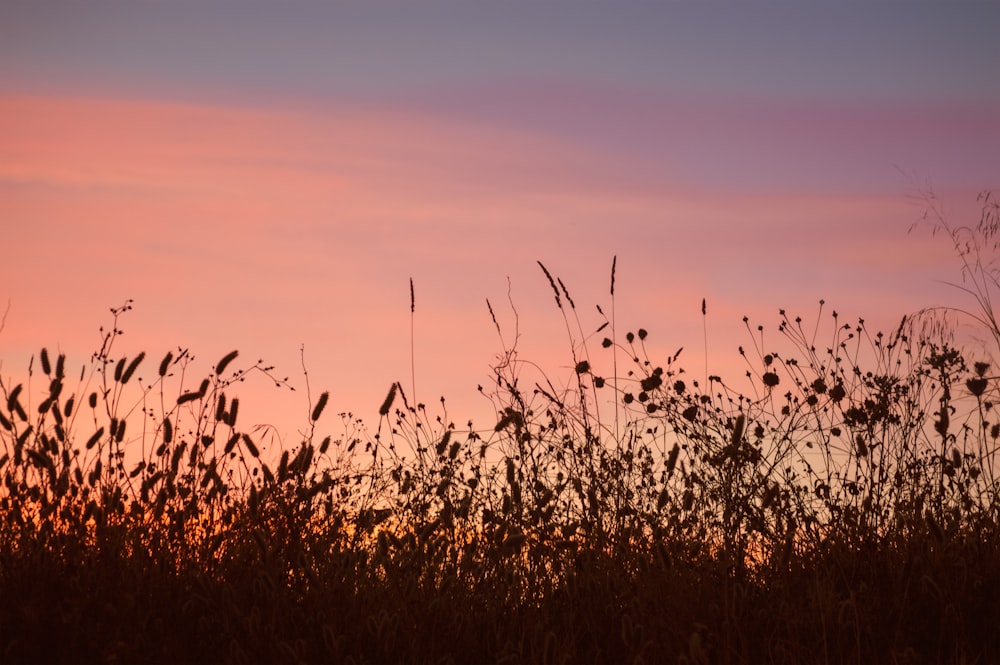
[0,192,999,663]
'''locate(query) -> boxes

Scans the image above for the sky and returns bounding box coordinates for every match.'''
[1,1,999,451]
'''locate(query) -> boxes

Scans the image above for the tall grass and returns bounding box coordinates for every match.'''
[2,194,1000,663]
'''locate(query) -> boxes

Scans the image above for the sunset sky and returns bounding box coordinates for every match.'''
[1,2,999,446]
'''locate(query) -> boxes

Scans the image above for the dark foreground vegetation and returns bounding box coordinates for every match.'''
[3,193,1000,664]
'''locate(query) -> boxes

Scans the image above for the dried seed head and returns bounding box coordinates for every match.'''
[215,350,239,376]
[379,383,397,416]
[557,277,575,309]
[311,391,329,422]
[610,255,616,296]
[242,434,260,458]
[120,352,145,384]
[158,351,173,377]
[967,377,988,397]
[537,261,561,308]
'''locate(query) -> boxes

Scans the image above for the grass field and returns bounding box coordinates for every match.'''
[2,194,999,664]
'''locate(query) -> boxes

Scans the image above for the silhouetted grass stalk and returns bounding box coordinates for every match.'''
[1,192,999,663]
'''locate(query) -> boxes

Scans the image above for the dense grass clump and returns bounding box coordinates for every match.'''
[2,193,1000,664]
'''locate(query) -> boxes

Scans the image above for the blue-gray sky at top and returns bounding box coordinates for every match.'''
[4,1,997,196]
[1,2,997,102]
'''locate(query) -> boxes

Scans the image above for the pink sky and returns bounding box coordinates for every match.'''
[1,4,998,455]
[2,91,993,446]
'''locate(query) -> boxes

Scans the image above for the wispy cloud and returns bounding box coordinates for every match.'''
[0,92,986,432]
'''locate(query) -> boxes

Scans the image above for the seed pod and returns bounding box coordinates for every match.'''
[171,442,186,473]
[242,434,260,458]
[158,351,173,377]
[967,377,988,397]
[177,379,209,405]
[379,383,397,416]
[224,433,240,455]
[731,414,746,446]
[215,350,239,376]
[311,391,329,422]
[85,428,104,450]
[120,352,145,384]
[666,443,680,475]
[436,430,451,456]
[8,386,27,421]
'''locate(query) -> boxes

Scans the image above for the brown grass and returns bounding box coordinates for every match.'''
[2,194,1000,664]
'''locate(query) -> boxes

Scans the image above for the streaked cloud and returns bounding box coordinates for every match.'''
[1,90,983,434]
